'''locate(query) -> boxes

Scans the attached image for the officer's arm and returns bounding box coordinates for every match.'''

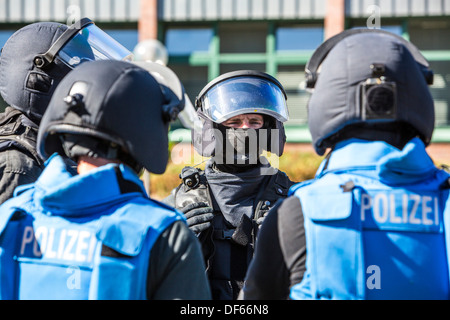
[146,220,211,300]
[277,196,307,290]
[0,150,43,205]
[240,196,306,300]
[161,187,176,207]
[240,200,290,299]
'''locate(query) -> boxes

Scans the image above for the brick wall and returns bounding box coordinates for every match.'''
[138,0,158,41]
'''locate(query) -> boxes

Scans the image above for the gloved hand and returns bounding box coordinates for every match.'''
[180,202,214,234]
[255,209,270,230]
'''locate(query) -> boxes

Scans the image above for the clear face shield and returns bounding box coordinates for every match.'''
[193,72,289,170]
[197,76,289,124]
[34,18,132,69]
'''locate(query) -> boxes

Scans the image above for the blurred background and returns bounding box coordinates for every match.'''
[1,0,449,198]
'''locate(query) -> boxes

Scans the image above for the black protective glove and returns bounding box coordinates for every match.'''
[180,202,214,234]
[255,209,270,229]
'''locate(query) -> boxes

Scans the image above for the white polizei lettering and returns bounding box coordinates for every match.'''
[34,226,47,257]
[20,226,98,262]
[409,194,421,224]
[57,229,67,259]
[360,192,440,227]
[360,194,372,221]
[46,228,57,259]
[422,196,434,226]
[20,226,35,255]
[63,229,78,261]
[435,197,439,226]
[87,234,97,263]
[389,193,402,223]
[75,230,90,262]
[373,193,388,223]
[402,194,409,223]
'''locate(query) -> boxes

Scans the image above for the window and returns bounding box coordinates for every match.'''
[348,24,403,36]
[276,26,324,51]
[220,23,266,54]
[165,28,212,55]
[105,29,138,52]
[380,25,403,36]
[409,20,450,50]
[409,19,450,127]
[277,65,309,126]
[0,31,14,48]
[167,65,208,130]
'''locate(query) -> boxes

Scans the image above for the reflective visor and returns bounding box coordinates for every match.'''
[58,24,133,68]
[199,76,289,123]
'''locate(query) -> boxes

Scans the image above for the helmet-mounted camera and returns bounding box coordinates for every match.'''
[359,63,397,121]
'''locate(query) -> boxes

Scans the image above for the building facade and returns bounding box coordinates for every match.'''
[0,0,449,142]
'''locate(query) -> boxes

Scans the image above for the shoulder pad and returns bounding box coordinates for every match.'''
[275,170,295,188]
[288,179,315,196]
[292,175,354,221]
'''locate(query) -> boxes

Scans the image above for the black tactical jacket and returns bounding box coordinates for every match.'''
[164,163,295,300]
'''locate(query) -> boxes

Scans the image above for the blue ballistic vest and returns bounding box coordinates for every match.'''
[290,138,450,300]
[0,154,184,300]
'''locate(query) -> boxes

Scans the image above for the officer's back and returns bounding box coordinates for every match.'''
[0,60,211,300]
[242,29,450,300]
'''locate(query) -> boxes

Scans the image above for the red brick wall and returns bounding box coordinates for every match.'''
[138,0,158,41]
[324,0,346,39]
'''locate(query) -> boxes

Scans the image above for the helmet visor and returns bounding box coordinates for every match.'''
[58,24,133,68]
[199,76,289,123]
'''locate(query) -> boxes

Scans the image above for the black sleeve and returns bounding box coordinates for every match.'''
[146,220,212,300]
[240,196,306,300]
[161,186,177,207]
[278,196,307,289]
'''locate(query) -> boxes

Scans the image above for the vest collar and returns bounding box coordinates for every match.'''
[319,138,440,185]
[34,154,146,214]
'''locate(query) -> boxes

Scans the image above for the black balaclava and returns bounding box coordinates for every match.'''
[212,115,274,173]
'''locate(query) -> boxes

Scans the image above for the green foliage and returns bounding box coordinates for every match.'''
[148,147,324,200]
[278,149,324,183]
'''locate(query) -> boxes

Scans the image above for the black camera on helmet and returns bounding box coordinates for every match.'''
[359,63,397,120]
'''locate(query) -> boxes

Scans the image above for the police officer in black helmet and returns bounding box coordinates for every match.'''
[164,70,295,300]
[0,18,131,204]
[241,29,449,300]
[0,59,211,300]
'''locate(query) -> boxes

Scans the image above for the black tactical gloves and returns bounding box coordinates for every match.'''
[180,202,214,234]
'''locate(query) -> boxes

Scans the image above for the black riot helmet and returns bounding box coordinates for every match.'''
[37,60,185,174]
[305,29,435,155]
[0,18,132,124]
[193,70,289,161]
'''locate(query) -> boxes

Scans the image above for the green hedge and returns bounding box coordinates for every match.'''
[148,147,324,200]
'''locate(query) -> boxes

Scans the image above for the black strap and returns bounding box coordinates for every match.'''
[34,18,93,68]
